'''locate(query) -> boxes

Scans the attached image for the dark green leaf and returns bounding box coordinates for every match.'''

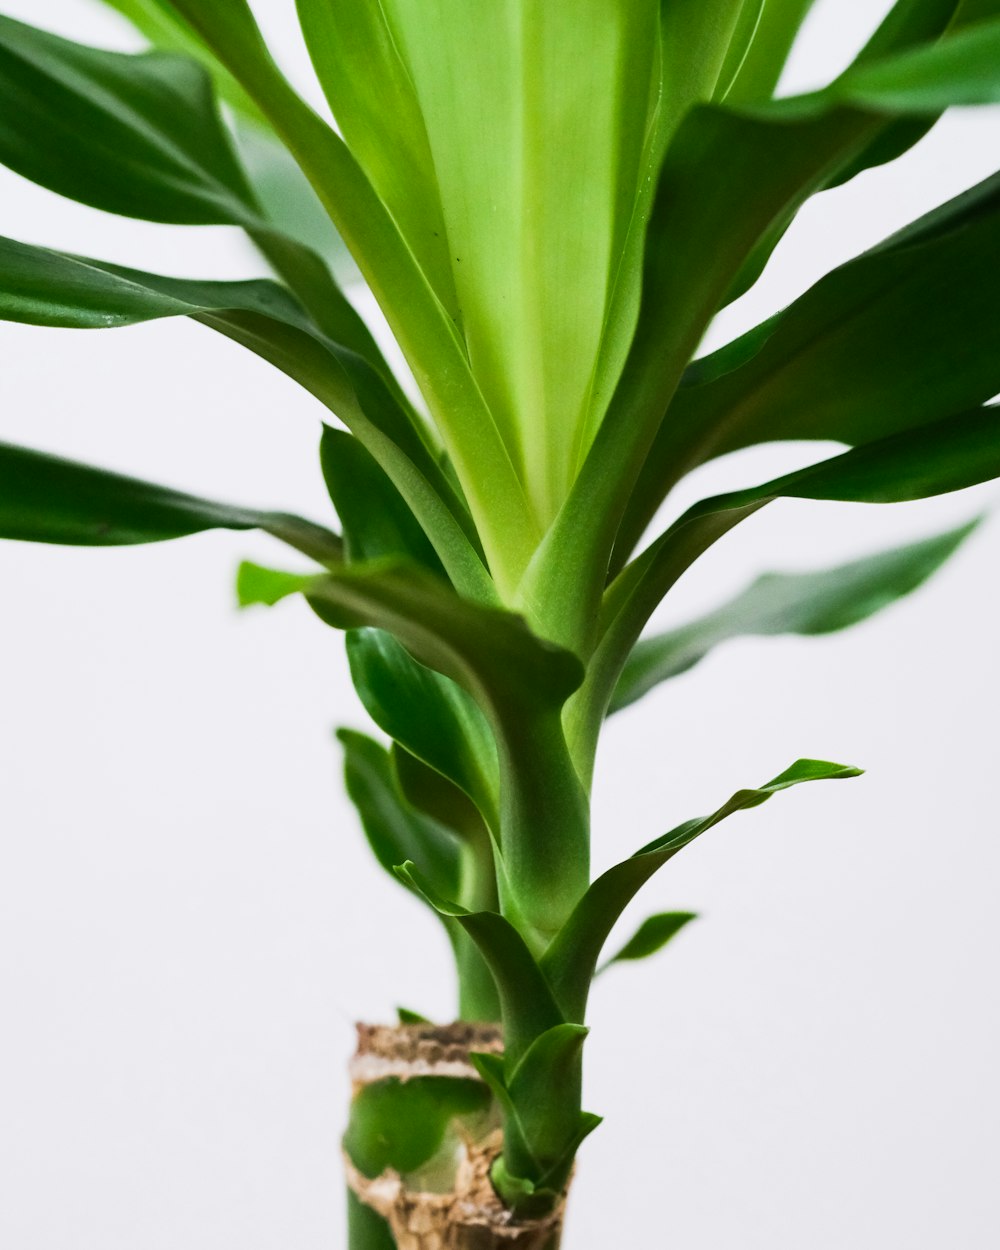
[345,629,500,829]
[543,761,861,1020]
[0,440,340,562]
[597,912,699,971]
[395,1007,432,1025]
[610,521,979,712]
[573,407,1000,766]
[0,14,257,226]
[621,171,1000,558]
[0,235,487,597]
[392,744,485,840]
[338,730,460,904]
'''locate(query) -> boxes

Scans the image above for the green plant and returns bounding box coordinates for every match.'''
[1,1,999,1244]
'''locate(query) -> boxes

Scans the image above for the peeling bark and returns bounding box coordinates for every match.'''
[345,1023,566,1250]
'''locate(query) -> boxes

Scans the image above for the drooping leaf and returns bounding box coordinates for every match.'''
[338,729,460,904]
[0,15,379,364]
[597,912,699,972]
[543,761,861,1020]
[0,440,340,562]
[610,520,979,713]
[0,235,489,598]
[0,14,256,226]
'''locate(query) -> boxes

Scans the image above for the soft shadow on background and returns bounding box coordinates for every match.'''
[1,2,998,1247]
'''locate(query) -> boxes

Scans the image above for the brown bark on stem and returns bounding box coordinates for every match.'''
[345,1023,567,1250]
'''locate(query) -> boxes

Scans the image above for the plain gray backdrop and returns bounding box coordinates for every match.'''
[1,1,998,1246]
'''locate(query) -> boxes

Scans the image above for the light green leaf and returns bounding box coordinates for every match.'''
[725,0,819,104]
[597,912,699,972]
[543,761,861,1020]
[375,0,660,524]
[153,0,539,592]
[0,440,340,563]
[294,0,457,319]
[527,1,994,645]
[610,521,979,713]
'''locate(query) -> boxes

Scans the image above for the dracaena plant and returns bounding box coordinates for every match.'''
[2,0,999,1245]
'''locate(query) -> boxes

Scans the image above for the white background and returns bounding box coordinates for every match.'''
[1,2,998,1246]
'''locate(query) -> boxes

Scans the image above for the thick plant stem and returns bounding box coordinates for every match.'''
[344,1023,568,1249]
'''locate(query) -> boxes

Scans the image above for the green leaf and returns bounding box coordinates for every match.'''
[395,1007,432,1026]
[345,629,500,830]
[337,730,461,905]
[572,407,1000,773]
[152,0,539,593]
[0,15,381,368]
[343,1075,491,1180]
[543,761,861,1020]
[0,440,340,562]
[597,912,699,972]
[238,550,589,938]
[0,235,489,598]
[392,744,484,840]
[528,2,996,644]
[832,16,1000,111]
[320,426,500,825]
[0,14,256,226]
[725,0,819,104]
[610,520,979,713]
[370,0,661,524]
[621,171,1000,555]
[294,0,457,320]
[395,862,564,1068]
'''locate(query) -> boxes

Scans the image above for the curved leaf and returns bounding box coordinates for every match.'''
[396,861,564,1069]
[0,235,490,599]
[0,440,340,561]
[338,729,461,904]
[597,911,699,973]
[0,14,255,226]
[543,761,860,1019]
[621,171,1000,557]
[610,520,979,713]
[345,629,500,829]
[572,406,1000,770]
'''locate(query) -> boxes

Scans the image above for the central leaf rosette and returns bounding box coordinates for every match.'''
[303,0,661,526]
